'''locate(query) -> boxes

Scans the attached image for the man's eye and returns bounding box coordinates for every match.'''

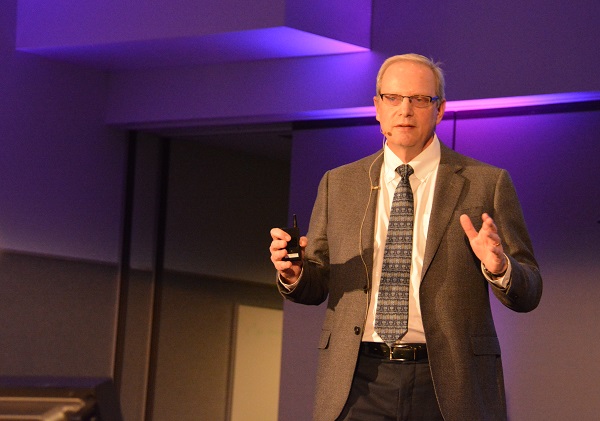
[387,95,400,103]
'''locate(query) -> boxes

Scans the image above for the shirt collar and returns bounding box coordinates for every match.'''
[383,135,441,185]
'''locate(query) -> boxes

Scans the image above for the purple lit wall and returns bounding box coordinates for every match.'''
[0,0,124,388]
[15,0,370,69]
[105,53,381,127]
[1,5,125,262]
[16,0,286,46]
[9,0,600,131]
[372,0,600,100]
[106,0,600,128]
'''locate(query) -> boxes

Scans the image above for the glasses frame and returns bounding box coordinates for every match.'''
[378,93,440,108]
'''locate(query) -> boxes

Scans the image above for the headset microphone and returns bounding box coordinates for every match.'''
[359,148,385,291]
[379,128,393,137]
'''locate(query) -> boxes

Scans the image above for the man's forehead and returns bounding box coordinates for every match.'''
[383,61,433,82]
[383,61,432,78]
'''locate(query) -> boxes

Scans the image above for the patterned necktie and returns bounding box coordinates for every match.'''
[375,164,414,346]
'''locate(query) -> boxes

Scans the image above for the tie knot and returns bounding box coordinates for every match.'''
[396,164,414,184]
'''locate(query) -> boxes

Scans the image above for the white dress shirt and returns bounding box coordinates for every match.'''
[362,137,440,343]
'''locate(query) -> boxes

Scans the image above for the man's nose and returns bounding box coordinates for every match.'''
[398,96,414,115]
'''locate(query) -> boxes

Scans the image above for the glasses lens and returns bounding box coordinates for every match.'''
[411,96,432,108]
[382,94,400,106]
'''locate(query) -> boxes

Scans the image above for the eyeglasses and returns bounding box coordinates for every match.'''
[379,94,439,108]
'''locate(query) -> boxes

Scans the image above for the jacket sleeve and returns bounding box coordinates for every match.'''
[490,169,543,312]
[277,171,331,306]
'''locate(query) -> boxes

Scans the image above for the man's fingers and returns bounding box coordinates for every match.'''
[270,227,290,241]
[269,238,287,253]
[459,214,477,240]
[299,236,308,248]
[270,246,287,261]
[480,213,498,234]
[274,259,293,271]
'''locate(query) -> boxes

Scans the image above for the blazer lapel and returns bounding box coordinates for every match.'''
[422,147,465,279]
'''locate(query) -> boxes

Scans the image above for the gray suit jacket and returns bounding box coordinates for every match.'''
[280,143,542,421]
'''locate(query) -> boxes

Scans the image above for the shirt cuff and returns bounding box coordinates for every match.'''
[278,267,303,291]
[481,255,511,289]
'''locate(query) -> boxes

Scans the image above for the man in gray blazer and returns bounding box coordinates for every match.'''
[270,54,542,421]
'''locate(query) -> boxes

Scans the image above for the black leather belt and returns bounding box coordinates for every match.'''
[360,342,428,362]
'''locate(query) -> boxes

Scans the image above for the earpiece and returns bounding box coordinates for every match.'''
[359,148,385,290]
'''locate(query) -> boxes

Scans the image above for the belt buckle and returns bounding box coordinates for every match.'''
[389,344,415,361]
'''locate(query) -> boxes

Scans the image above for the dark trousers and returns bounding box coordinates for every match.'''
[336,351,444,421]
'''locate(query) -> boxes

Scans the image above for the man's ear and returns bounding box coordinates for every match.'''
[436,99,447,124]
[374,96,382,122]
